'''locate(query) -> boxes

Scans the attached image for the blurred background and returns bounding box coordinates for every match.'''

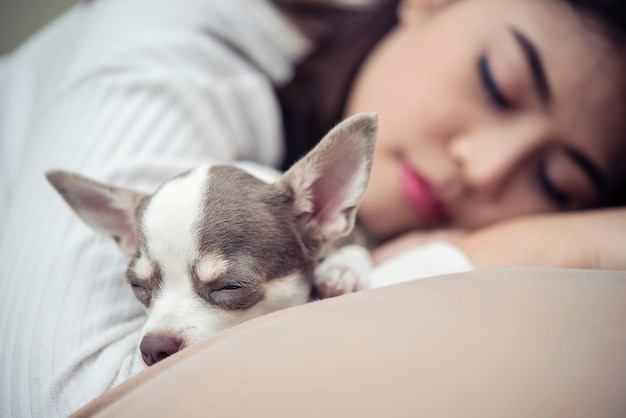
[0,0,77,55]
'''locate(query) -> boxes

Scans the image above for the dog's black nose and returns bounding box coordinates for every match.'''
[140,334,183,366]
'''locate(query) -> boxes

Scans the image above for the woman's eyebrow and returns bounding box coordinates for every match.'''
[510,28,552,105]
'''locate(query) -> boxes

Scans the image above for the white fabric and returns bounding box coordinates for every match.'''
[370,241,474,288]
[0,0,473,416]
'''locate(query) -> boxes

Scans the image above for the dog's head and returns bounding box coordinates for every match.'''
[46,112,376,366]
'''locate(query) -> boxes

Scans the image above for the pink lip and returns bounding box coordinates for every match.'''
[399,159,448,224]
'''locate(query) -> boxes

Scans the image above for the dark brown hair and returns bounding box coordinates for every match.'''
[276,0,399,170]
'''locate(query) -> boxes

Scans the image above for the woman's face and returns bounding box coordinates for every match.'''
[346,0,626,241]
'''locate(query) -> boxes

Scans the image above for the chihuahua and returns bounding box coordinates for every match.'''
[46,112,377,367]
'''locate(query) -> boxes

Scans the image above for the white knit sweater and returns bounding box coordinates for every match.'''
[0,0,472,416]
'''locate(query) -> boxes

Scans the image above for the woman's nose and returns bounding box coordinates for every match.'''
[448,124,546,199]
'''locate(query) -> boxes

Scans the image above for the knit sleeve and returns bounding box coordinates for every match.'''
[0,0,302,416]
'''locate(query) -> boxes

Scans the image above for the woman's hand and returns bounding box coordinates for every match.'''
[373,208,626,271]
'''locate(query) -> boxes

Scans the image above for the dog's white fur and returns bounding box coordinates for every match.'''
[47,112,377,367]
[143,168,207,278]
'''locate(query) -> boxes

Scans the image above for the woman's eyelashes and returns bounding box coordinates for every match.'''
[537,161,571,208]
[478,54,512,110]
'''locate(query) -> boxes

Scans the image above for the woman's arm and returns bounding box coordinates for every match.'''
[373,208,626,271]
[456,208,626,270]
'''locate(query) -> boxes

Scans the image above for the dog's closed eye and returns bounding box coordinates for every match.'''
[216,284,242,291]
[129,281,152,307]
[205,279,263,311]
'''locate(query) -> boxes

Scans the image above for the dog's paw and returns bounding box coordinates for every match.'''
[314,245,372,298]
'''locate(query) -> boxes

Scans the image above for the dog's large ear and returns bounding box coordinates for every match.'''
[46,171,148,257]
[280,112,377,244]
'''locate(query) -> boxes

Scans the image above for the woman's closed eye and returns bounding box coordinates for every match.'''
[478,54,513,111]
[537,160,571,208]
